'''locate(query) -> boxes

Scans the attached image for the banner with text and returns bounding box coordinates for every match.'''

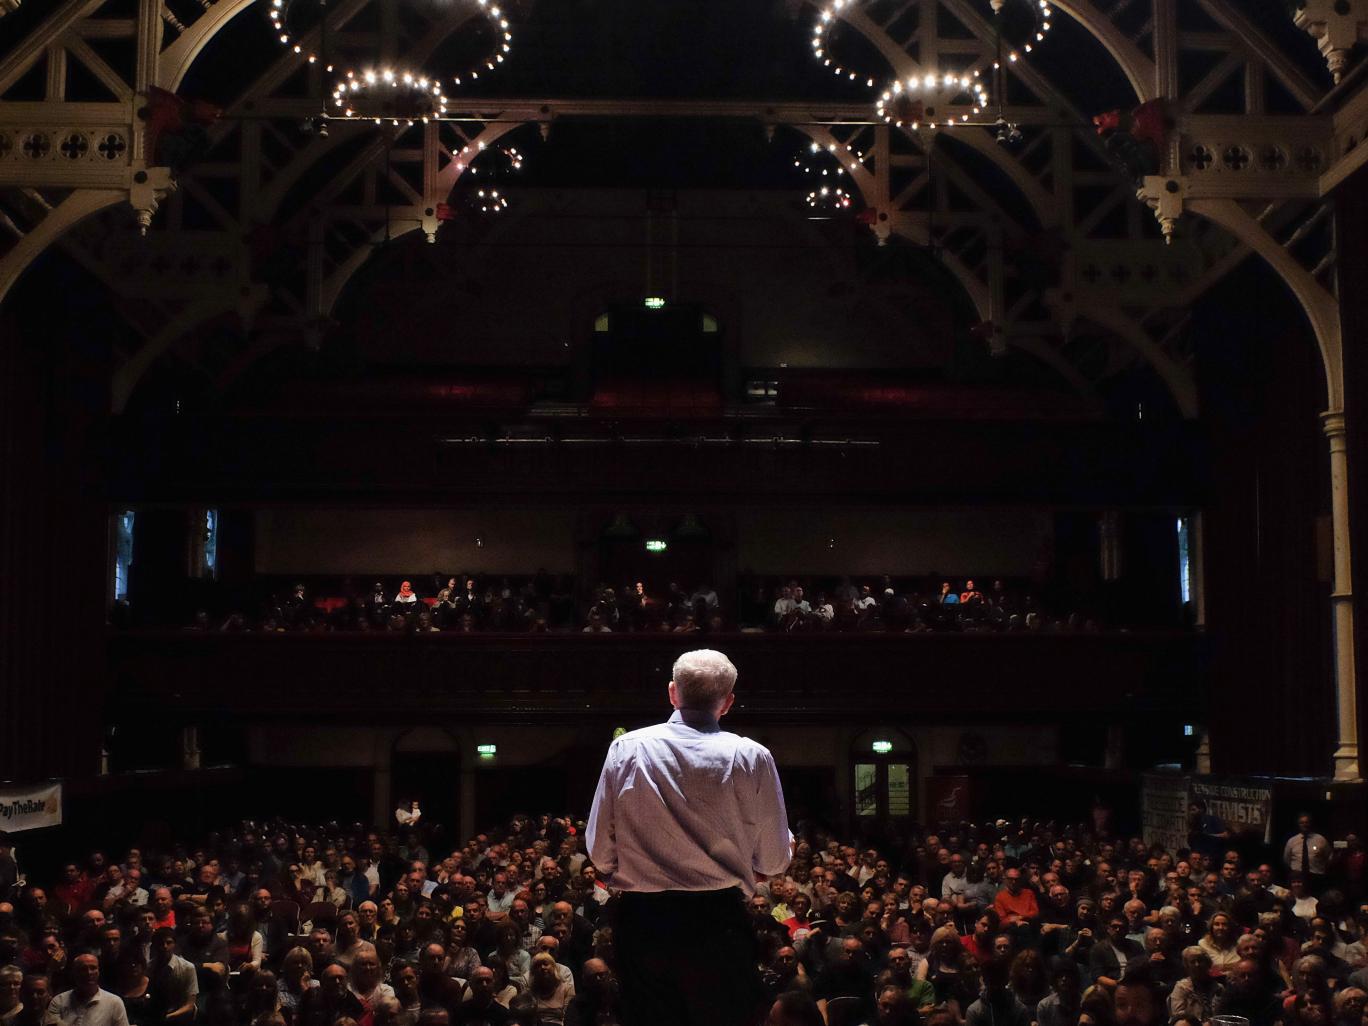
[0,783,62,833]
[1191,776,1273,844]
[1141,773,1191,853]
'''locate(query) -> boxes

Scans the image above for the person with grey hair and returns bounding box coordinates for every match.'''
[1167,947,1222,1024]
[0,966,23,1026]
[587,648,792,1026]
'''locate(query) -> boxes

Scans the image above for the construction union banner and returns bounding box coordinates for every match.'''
[1141,773,1191,853]
[0,783,62,832]
[1191,777,1274,843]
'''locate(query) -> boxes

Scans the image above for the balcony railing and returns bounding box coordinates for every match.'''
[109,630,1205,722]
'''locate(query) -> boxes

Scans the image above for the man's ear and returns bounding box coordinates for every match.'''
[668,681,680,709]
[718,692,736,718]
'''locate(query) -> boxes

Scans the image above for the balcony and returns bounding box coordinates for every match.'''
[108,630,1205,723]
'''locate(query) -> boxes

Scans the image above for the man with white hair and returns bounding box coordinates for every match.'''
[587,648,791,1026]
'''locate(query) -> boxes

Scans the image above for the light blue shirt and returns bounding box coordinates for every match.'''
[587,708,792,896]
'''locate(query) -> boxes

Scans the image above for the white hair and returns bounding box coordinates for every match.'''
[671,649,738,709]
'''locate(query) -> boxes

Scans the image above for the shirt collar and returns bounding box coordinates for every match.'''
[668,708,721,733]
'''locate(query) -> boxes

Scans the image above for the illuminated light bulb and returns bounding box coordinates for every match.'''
[293,44,301,52]
[1009,53,1018,61]
[280,34,289,43]
[308,55,317,63]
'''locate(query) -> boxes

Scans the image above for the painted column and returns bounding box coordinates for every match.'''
[1323,410,1361,781]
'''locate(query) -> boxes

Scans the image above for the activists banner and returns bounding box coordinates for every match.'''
[1190,776,1273,844]
[0,783,62,832]
[1141,773,1190,853]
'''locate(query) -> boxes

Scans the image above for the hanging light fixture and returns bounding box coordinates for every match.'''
[875,72,989,129]
[792,139,868,211]
[330,67,448,125]
[268,0,515,119]
[446,139,526,216]
[812,0,991,131]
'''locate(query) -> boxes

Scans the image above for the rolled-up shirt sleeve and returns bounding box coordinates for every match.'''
[751,750,793,878]
[586,742,619,881]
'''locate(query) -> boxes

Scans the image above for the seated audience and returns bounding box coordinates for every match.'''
[17,806,1368,1026]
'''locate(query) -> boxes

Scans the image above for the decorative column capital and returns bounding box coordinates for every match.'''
[1322,408,1348,442]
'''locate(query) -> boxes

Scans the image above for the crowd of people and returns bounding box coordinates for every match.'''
[124,573,1120,636]
[1,809,1364,1026]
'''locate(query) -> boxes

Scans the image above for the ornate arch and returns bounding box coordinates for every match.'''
[0,189,124,304]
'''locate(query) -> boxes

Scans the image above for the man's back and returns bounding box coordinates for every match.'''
[587,709,790,894]
[585,649,791,1026]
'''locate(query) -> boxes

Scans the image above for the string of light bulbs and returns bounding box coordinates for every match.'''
[331,67,448,125]
[268,0,514,115]
[875,72,989,129]
[810,0,879,88]
[811,0,991,132]
[988,0,1054,68]
[793,138,869,210]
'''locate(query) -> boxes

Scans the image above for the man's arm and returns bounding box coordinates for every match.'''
[585,743,619,882]
[751,751,793,879]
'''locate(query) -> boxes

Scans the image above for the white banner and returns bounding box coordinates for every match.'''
[0,783,62,833]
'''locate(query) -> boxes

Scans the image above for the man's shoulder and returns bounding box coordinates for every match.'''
[612,722,773,757]
[47,992,75,1012]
